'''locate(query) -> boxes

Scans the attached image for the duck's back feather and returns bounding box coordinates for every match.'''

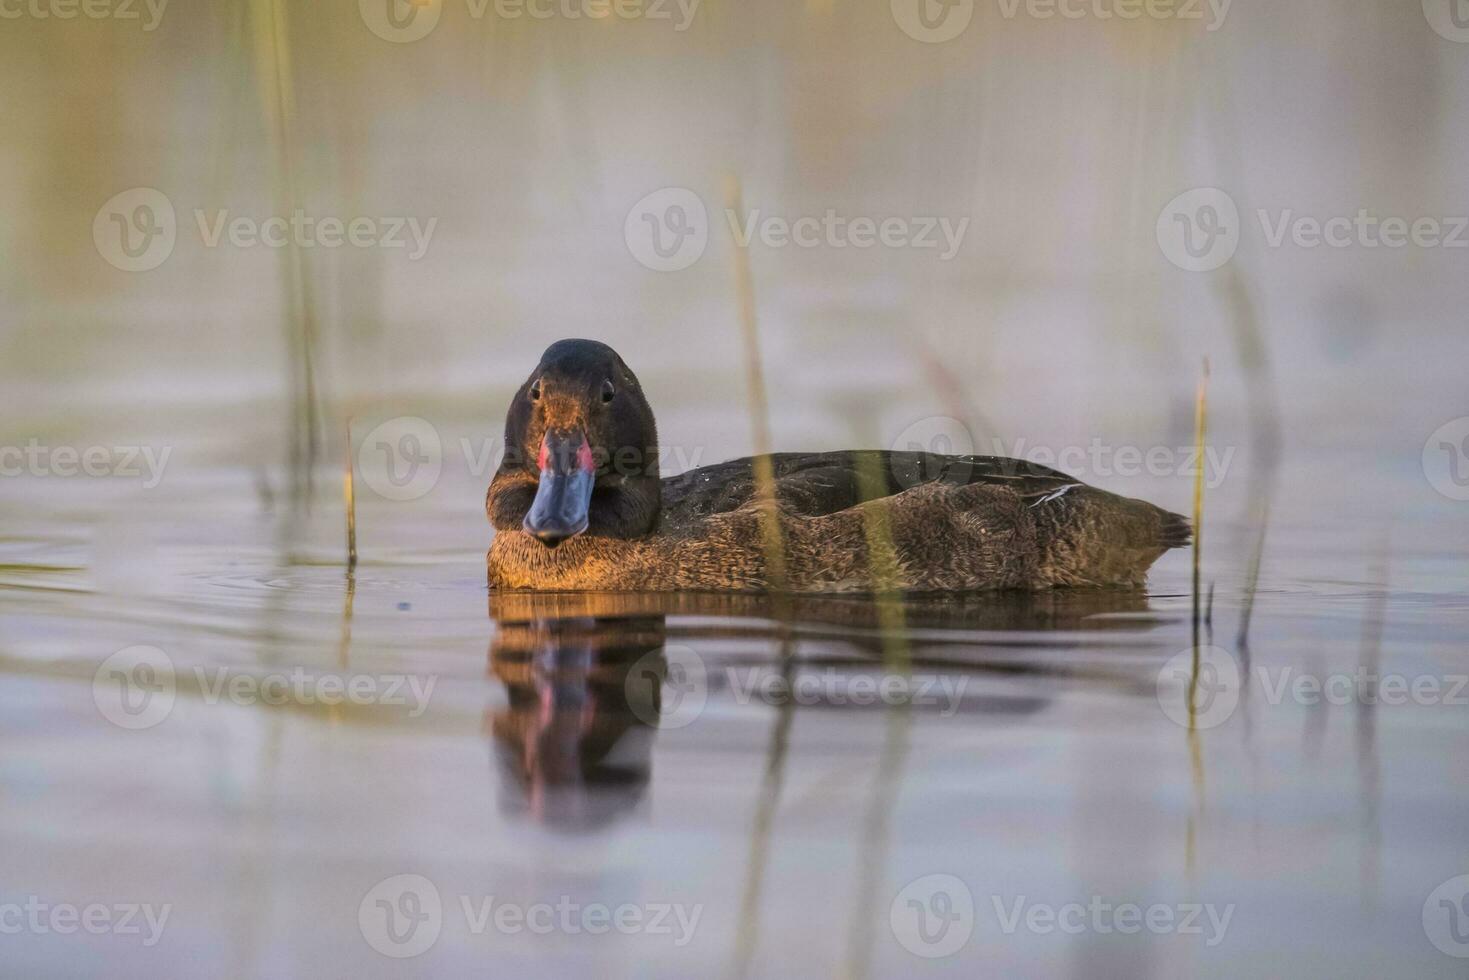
[658,451,1077,531]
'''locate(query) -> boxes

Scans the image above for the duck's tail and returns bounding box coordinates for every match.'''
[1160,511,1192,550]
[1030,488,1191,588]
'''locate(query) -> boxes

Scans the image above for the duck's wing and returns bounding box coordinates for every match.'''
[658,451,1080,529]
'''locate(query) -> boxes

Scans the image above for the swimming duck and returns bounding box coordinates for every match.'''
[486,339,1190,593]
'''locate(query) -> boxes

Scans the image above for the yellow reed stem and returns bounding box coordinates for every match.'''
[344,419,357,571]
[1191,356,1209,644]
[723,175,788,592]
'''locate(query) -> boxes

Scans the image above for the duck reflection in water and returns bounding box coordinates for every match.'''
[485,589,1165,831]
[487,594,669,832]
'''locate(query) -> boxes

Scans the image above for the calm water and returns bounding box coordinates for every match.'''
[2,443,1467,980]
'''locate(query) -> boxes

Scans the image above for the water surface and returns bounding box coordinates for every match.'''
[3,454,1467,979]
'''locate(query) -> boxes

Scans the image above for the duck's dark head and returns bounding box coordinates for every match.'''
[488,339,660,547]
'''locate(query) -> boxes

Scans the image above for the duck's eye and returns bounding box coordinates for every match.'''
[600,380,615,403]
[529,379,542,402]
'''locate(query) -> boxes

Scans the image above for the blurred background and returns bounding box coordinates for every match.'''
[3,0,1466,554]
[3,2,1469,977]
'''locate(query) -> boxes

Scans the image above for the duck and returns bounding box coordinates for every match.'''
[486,339,1190,593]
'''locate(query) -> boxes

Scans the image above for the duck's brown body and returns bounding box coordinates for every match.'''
[488,449,1189,593]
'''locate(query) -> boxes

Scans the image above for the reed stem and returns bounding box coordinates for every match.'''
[1191,357,1209,644]
[344,419,357,571]
[723,175,788,593]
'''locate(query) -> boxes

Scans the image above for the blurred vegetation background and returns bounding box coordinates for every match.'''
[2,0,1465,560]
